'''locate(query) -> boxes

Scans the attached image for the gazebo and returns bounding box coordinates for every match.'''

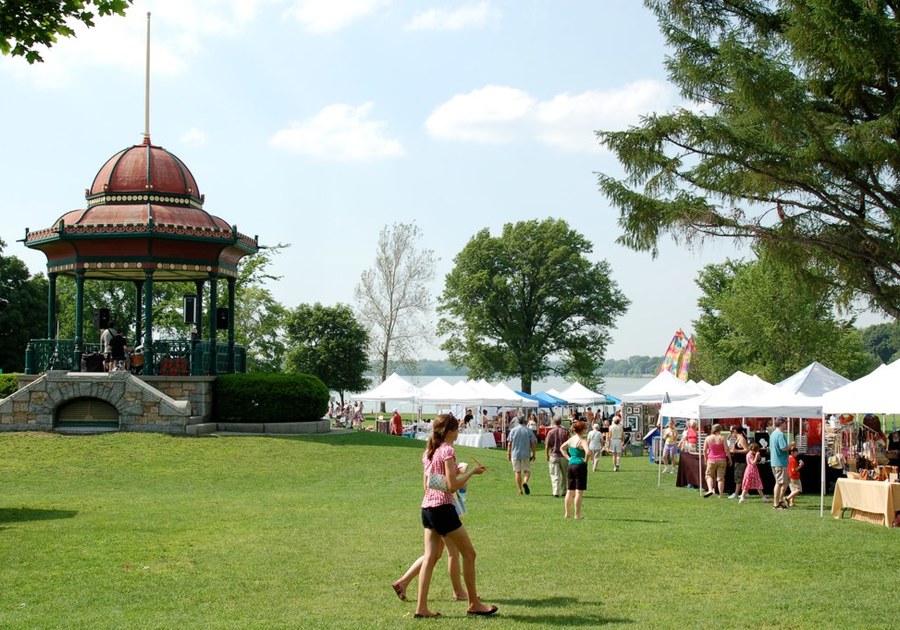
[22,134,259,376]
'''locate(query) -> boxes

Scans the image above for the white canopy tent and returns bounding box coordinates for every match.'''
[418,378,480,406]
[822,359,900,415]
[351,372,422,403]
[556,382,610,405]
[776,361,851,399]
[621,370,703,404]
[660,371,822,420]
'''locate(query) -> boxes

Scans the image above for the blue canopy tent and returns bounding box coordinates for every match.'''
[515,391,562,408]
[534,391,569,406]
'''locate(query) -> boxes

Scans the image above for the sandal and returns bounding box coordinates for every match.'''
[392,583,407,602]
[467,605,499,616]
[413,612,441,618]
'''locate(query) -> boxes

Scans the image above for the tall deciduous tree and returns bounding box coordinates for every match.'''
[598,1,900,319]
[0,0,131,63]
[355,222,435,384]
[691,247,875,384]
[283,303,369,404]
[859,320,900,364]
[0,238,47,372]
[437,218,630,393]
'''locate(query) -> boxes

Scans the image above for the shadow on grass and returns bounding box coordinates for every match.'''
[495,613,632,626]
[0,507,77,524]
[489,597,632,626]
[492,596,578,607]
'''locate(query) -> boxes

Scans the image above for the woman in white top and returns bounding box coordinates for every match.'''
[608,415,625,472]
[587,423,604,471]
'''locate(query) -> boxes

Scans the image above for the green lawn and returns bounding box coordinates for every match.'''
[0,430,894,629]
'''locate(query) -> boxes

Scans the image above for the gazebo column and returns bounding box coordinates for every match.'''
[208,274,218,375]
[73,269,85,371]
[143,269,154,376]
[133,280,143,348]
[47,272,57,339]
[194,280,205,338]
[227,276,235,373]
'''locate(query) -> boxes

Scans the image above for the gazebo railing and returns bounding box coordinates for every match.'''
[25,339,246,375]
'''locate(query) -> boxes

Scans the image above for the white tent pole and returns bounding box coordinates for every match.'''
[699,421,704,494]
[819,412,826,517]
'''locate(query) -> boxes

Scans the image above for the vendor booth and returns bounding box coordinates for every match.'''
[822,359,900,525]
[661,371,823,494]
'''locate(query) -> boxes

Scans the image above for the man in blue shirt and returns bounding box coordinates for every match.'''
[507,417,537,495]
[769,417,792,510]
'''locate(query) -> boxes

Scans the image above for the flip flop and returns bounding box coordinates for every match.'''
[414,612,441,618]
[467,605,499,616]
[392,583,407,601]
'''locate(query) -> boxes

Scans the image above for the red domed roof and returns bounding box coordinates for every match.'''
[64,136,230,230]
[24,135,259,281]
[90,137,201,199]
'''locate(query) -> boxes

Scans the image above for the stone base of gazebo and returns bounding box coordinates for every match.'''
[1,373,331,436]
[1,371,195,434]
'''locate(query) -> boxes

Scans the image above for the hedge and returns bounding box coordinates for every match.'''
[214,373,329,423]
[0,373,19,399]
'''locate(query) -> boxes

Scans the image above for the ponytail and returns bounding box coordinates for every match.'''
[426,414,459,460]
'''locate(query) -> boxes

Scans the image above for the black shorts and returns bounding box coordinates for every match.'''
[568,463,588,491]
[421,504,462,536]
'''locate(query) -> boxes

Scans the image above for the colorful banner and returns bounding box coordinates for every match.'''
[677,336,695,381]
[659,329,686,375]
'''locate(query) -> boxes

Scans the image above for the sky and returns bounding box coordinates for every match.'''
[0,0,883,359]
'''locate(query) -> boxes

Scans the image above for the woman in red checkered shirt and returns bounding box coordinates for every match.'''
[413,414,497,619]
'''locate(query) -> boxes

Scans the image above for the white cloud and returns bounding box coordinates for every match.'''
[405,2,494,31]
[425,85,536,143]
[284,0,390,32]
[269,102,405,161]
[425,80,673,152]
[179,127,208,147]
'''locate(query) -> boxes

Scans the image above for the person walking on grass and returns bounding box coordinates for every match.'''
[728,426,749,498]
[738,443,769,504]
[785,446,804,507]
[588,423,604,472]
[703,424,731,498]
[562,420,592,520]
[661,419,679,474]
[507,417,537,495]
[414,414,497,618]
[393,461,471,603]
[545,416,569,497]
[769,417,791,510]
[609,413,625,471]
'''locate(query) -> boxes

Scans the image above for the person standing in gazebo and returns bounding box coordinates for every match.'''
[100,320,117,370]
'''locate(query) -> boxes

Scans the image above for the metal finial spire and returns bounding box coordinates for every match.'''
[143,12,151,143]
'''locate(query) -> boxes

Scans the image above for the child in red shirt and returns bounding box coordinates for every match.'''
[786,446,804,507]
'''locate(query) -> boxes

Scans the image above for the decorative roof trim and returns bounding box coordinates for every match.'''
[86,191,203,209]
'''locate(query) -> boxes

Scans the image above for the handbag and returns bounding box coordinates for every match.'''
[427,472,450,493]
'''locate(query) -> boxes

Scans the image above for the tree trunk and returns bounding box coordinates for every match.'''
[520,374,532,395]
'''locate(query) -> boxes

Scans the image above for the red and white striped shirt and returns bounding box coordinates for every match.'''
[421,443,456,509]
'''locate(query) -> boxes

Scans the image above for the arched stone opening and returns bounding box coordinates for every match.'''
[55,397,120,430]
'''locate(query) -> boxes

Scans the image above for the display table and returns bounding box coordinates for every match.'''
[457,432,497,448]
[831,478,900,527]
[676,452,835,495]
[414,431,497,448]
